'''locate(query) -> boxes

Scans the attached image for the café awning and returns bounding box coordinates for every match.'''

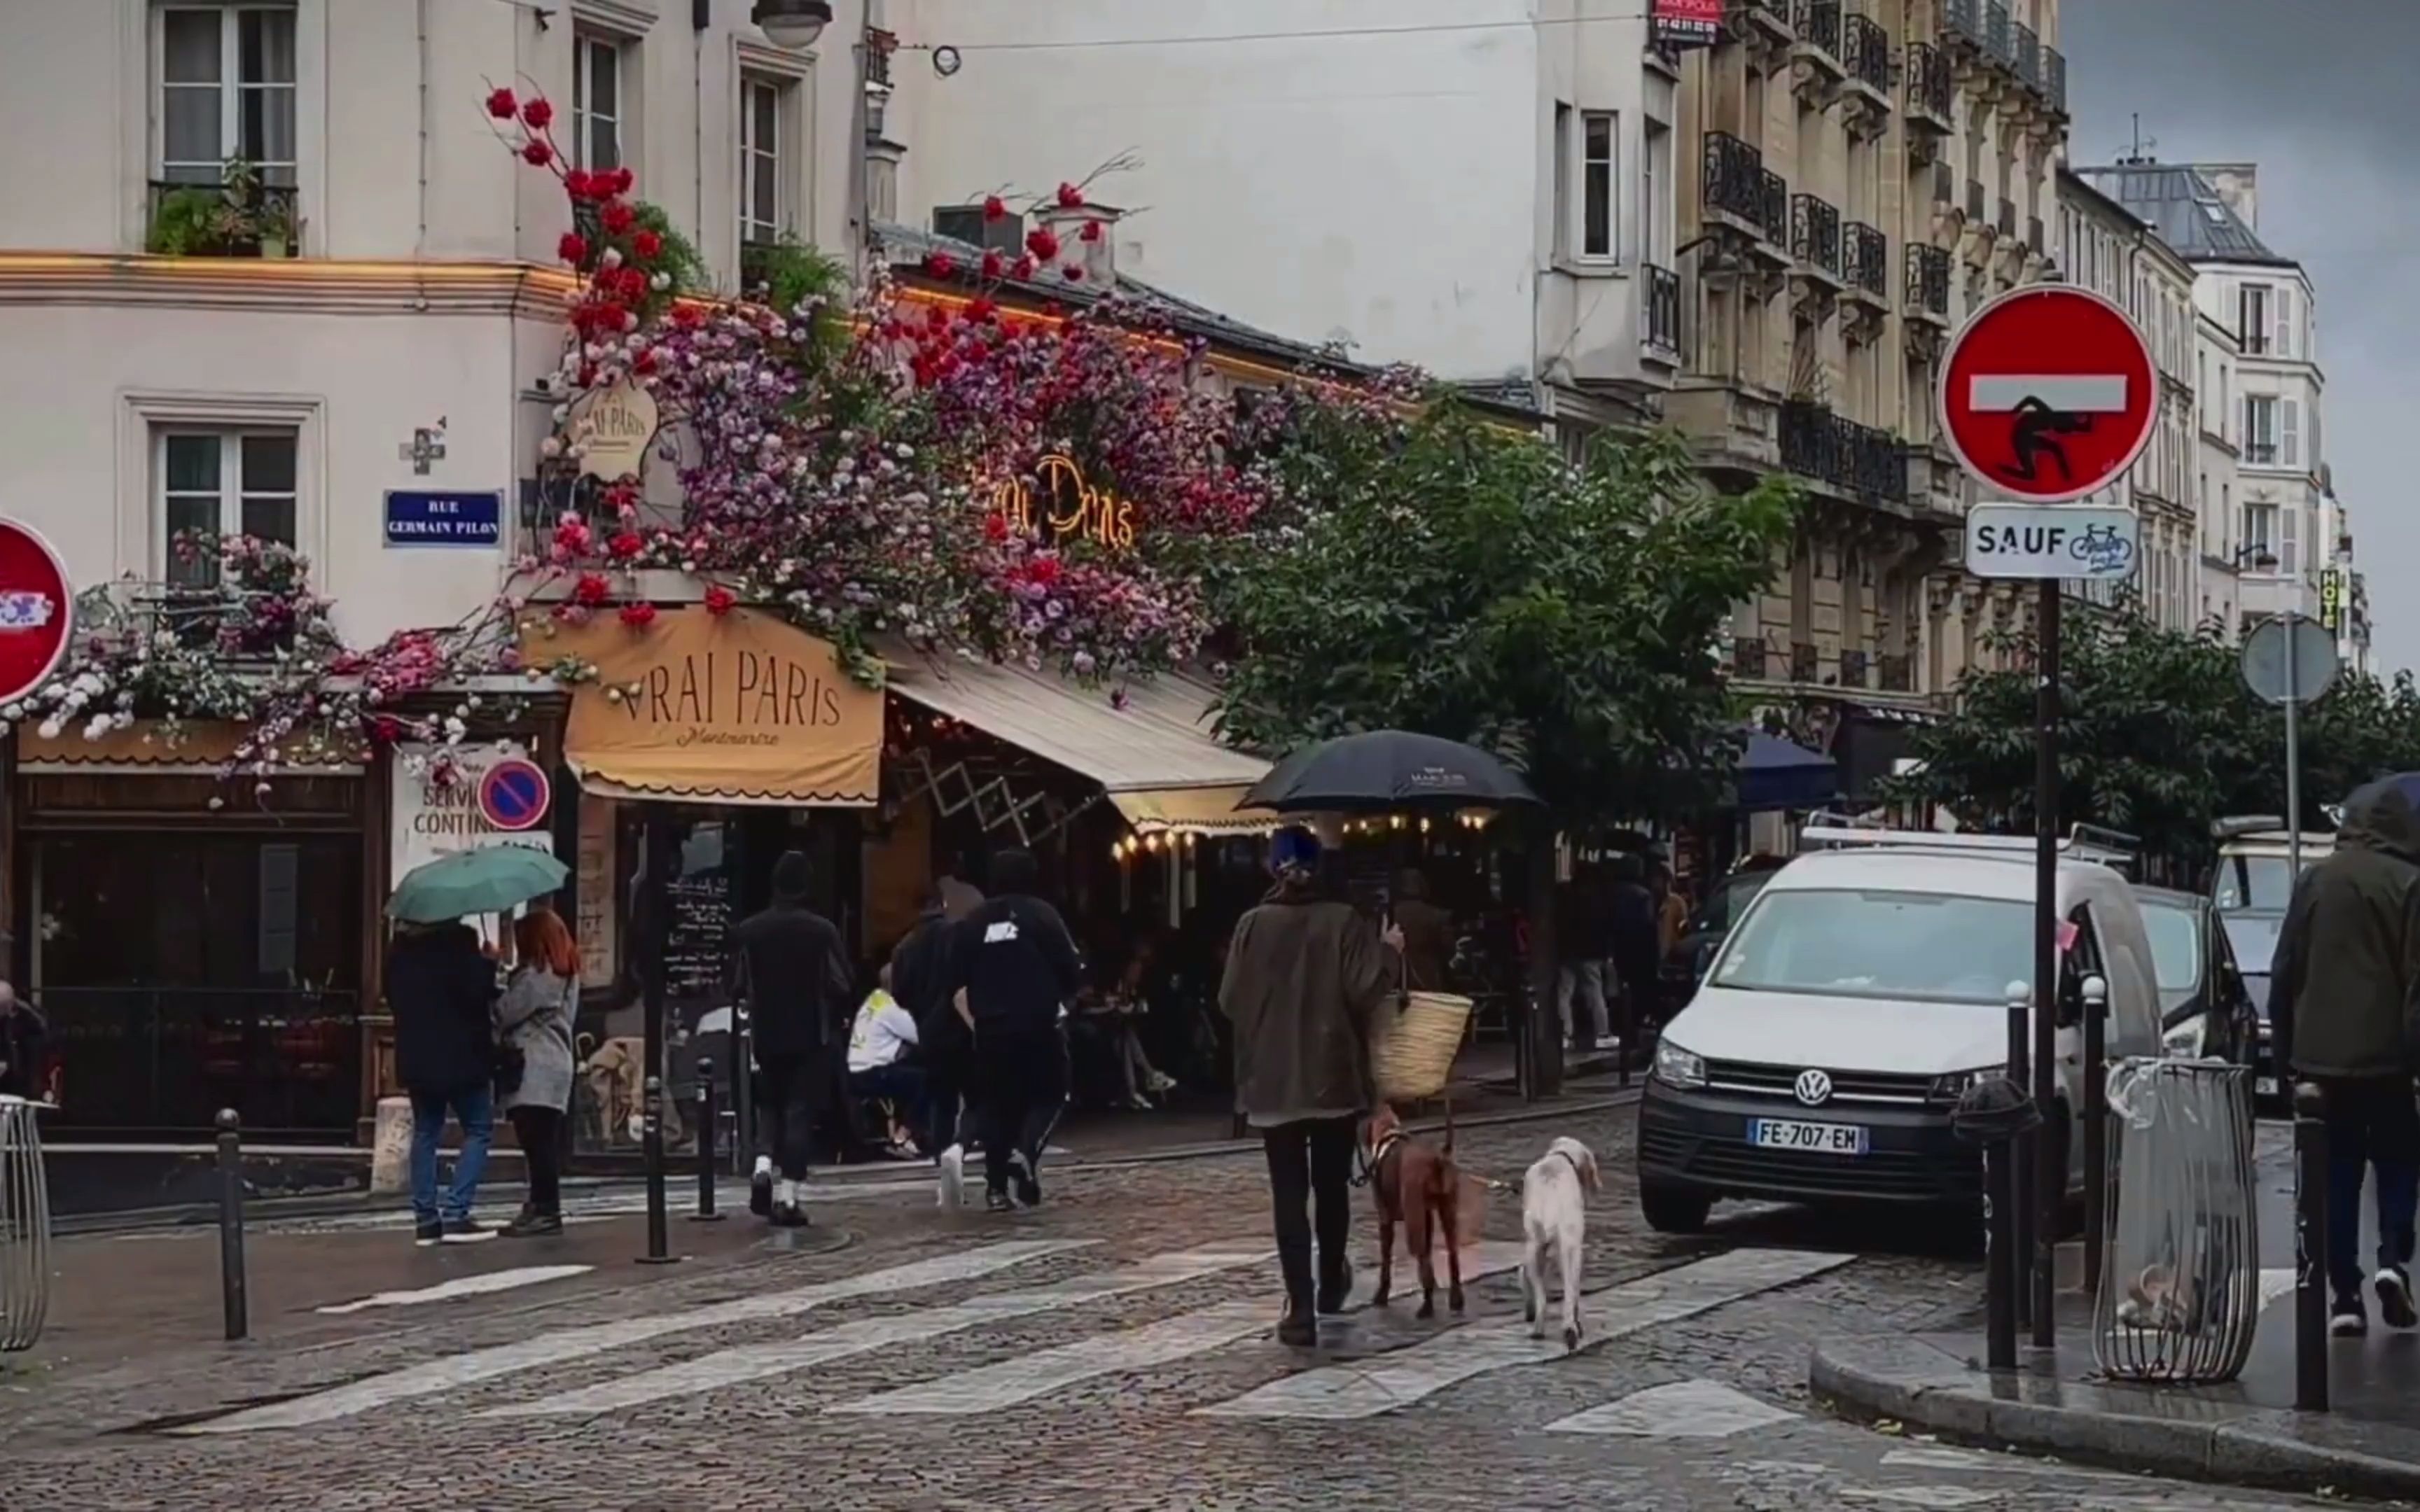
[527,607,884,806]
[879,648,1274,834]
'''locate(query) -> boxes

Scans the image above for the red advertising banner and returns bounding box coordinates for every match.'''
[1652,0,1725,48]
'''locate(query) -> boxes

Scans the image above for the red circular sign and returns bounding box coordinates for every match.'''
[1938,284,2157,503]
[0,519,73,706]
[478,757,552,832]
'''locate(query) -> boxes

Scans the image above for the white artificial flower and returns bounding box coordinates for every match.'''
[36,719,61,739]
[540,437,564,459]
[650,272,670,291]
[601,248,623,270]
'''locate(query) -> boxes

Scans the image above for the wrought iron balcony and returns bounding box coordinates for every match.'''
[1642,263,1681,356]
[1966,178,1986,223]
[1779,399,1908,503]
[1907,244,1951,317]
[1793,0,1842,58]
[1907,41,1954,121]
[1702,130,1768,230]
[1789,643,1821,683]
[1791,193,1842,279]
[1838,650,1870,690]
[146,177,302,258]
[2012,22,2040,91]
[1996,197,2017,238]
[1943,0,1981,45]
[1760,169,1790,246]
[1732,638,1770,679]
[1983,0,2011,61]
[1844,221,1887,299]
[1879,654,1914,693]
[1844,13,1891,94]
[2045,48,2067,113]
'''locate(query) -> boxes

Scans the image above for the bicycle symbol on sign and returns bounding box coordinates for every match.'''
[2068,523,2135,577]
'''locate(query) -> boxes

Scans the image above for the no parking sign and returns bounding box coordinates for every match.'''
[478,757,552,832]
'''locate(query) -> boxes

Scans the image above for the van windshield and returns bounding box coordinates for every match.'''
[1710,888,2033,1004]
[2214,855,2304,911]
[2139,902,2201,993]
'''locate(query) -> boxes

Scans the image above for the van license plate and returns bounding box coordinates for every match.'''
[1747,1119,1868,1156]
[2256,1076,2279,1097]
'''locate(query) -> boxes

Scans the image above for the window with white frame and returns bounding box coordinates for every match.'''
[573,34,626,172]
[2245,499,2276,568]
[739,75,787,246]
[1642,118,1671,266]
[159,430,298,588]
[1573,111,1616,261]
[2281,502,2300,578]
[2239,283,2270,355]
[2244,395,2277,465]
[158,4,297,185]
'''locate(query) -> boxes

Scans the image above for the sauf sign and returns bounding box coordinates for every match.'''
[1963,504,2139,582]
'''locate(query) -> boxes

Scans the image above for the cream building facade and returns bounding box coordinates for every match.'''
[2192,306,2246,634]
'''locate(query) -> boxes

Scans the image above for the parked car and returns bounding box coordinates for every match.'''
[2134,885,2260,1078]
[1636,823,2163,1233]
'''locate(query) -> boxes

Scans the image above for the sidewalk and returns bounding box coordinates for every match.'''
[1811,1126,2420,1501]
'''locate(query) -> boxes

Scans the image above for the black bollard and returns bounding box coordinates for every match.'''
[692,1058,723,1222]
[1954,998,2039,1376]
[2293,1080,2329,1412]
[637,1073,676,1265]
[215,1108,248,1341]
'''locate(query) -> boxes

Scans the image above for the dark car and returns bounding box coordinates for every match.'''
[2134,885,2260,1078]
[2216,909,2286,1102]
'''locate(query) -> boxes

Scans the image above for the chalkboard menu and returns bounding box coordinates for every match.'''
[663,825,735,1001]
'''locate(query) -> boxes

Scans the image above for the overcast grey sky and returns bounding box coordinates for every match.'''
[2064,0,2420,673]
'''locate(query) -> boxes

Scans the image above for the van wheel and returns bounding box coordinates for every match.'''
[1641,1184,1712,1234]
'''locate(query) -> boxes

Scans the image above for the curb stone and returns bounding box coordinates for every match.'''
[1811,1334,2420,1502]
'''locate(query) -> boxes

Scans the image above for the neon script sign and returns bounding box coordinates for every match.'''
[992,454,1138,551]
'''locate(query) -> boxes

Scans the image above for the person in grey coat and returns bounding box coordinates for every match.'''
[496,907,579,1238]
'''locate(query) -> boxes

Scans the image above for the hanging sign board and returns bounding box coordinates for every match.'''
[1650,0,1725,48]
[574,382,660,482]
[1963,503,2139,581]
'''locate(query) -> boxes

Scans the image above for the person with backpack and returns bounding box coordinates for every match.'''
[948,850,1082,1210]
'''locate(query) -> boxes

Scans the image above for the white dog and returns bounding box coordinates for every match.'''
[1521,1135,1601,1350]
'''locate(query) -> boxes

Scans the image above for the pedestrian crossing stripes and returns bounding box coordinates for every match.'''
[315,1266,594,1315]
[1545,1378,1800,1438]
[179,1239,1089,1434]
[484,1247,1271,1418]
[1195,1247,1855,1420]
[830,1242,1531,1418]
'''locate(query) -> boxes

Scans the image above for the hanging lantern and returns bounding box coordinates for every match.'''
[751,0,833,50]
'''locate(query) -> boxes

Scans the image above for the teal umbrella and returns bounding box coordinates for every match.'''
[386,845,569,923]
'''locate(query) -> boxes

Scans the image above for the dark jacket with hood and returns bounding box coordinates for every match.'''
[2269,778,2420,1079]
[948,891,1083,1040]
[729,854,853,1059]
[891,902,960,1049]
[1219,875,1400,1121]
[389,923,500,1096]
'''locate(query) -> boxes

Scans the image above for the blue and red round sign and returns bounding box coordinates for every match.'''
[478,757,552,832]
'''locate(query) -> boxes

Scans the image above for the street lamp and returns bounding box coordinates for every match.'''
[751,0,831,49]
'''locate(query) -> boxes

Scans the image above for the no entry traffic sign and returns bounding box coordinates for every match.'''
[1939,284,2156,503]
[0,517,72,707]
[478,757,552,832]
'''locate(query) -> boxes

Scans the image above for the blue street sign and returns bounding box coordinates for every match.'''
[384,490,502,547]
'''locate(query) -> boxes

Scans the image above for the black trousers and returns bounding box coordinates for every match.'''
[1260,1115,1357,1313]
[924,1051,967,1156]
[756,1049,830,1182]
[507,1105,564,1216]
[973,1027,1067,1194]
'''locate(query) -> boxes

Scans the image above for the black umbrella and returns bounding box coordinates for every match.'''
[1236,729,1543,814]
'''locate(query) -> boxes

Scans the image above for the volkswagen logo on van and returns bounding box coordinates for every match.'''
[1793,1068,1833,1107]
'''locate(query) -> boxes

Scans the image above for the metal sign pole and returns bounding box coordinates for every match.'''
[2284,615,2304,877]
[2031,577,2061,1349]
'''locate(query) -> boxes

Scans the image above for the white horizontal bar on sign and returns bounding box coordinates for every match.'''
[1967,374,2129,413]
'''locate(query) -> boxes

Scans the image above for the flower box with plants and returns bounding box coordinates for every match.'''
[147,160,301,259]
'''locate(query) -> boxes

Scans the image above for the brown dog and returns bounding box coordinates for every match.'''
[1365,1104,1465,1318]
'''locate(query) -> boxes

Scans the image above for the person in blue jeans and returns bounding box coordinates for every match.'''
[388,917,502,1245]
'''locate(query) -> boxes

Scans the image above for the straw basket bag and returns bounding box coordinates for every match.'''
[1368,989,1473,1104]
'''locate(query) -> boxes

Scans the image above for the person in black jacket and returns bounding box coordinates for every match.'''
[890,884,966,1166]
[388,919,501,1245]
[728,850,853,1226]
[949,849,1083,1210]
[0,983,46,1101]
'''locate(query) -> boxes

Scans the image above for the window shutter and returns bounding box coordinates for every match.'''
[2275,289,2293,358]
[2282,398,2300,468]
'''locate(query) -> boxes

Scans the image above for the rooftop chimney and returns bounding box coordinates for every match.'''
[1036,202,1121,289]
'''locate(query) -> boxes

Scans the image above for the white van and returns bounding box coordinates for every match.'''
[1635,825,2163,1232]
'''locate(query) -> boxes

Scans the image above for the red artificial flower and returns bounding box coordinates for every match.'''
[521,139,553,166]
[1027,554,1062,587]
[370,715,404,745]
[703,583,738,617]
[983,195,1009,222]
[552,516,592,554]
[485,87,519,120]
[564,168,594,200]
[1080,219,1104,244]
[572,572,611,606]
[599,200,637,234]
[982,512,1010,543]
[967,297,997,323]
[671,302,704,329]
[1010,254,1037,280]
[1024,227,1060,262]
[632,349,658,375]
[608,530,644,560]
[1062,263,1085,281]
[618,600,658,629]
[557,231,589,264]
[609,166,636,195]
[632,228,662,260]
[925,251,959,278]
[1056,181,1085,209]
[521,97,555,130]
[980,249,1004,280]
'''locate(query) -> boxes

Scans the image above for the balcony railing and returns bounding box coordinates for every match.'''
[2246,440,2279,465]
[1760,168,1790,246]
[1844,221,1887,298]
[1996,197,2017,238]
[1879,654,1914,693]
[1944,0,1981,43]
[1791,193,1842,278]
[146,177,301,258]
[2026,215,2043,254]
[1844,14,1891,94]
[1838,650,1870,690]
[39,987,361,1136]
[2012,22,2041,90]
[1703,130,1768,229]
[1793,0,1842,57]
[1983,0,2011,61]
[2045,48,2068,113]
[1643,263,1681,355]
[1780,399,1908,502]
[1789,643,1821,683]
[1907,244,1951,315]
[1966,178,1986,222]
[1907,41,1954,120]
[1732,638,1769,680]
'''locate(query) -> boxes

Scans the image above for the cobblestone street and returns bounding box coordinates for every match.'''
[0,1112,2354,1511]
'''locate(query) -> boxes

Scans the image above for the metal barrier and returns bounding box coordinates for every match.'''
[0,1096,52,1352]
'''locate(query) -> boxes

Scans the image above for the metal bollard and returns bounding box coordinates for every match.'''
[2006,979,2035,1330]
[692,1058,723,1223]
[637,1074,676,1265]
[1954,998,2039,1377]
[2081,974,2109,1296]
[2293,1080,2330,1412]
[215,1108,248,1341]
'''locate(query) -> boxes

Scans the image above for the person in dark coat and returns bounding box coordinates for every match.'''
[729,850,854,1227]
[948,849,1083,1211]
[0,983,47,1101]
[388,919,501,1245]
[891,883,966,1163]
[1221,827,1402,1346]
[2269,777,2420,1335]
[1605,853,1662,1057]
